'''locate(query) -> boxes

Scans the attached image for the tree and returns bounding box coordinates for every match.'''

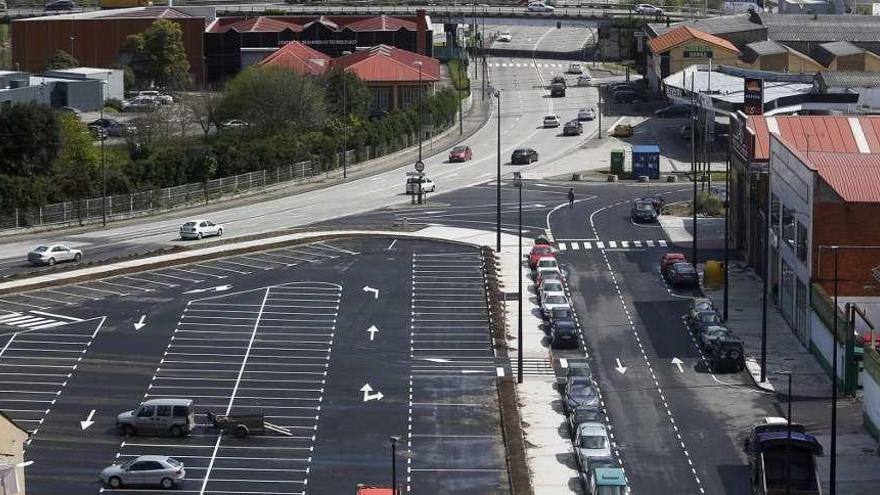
[217,65,326,132]
[0,102,60,177]
[184,92,223,139]
[51,113,99,206]
[119,19,191,90]
[322,67,372,120]
[44,50,79,71]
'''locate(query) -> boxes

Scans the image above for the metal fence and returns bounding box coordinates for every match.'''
[0,161,314,230]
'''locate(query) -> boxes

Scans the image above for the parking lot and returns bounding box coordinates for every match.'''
[2,237,510,494]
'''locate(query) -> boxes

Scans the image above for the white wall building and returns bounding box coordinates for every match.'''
[44,67,124,102]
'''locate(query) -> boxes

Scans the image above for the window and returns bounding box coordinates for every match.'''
[796,221,808,263]
[129,462,149,471]
[172,406,189,417]
[136,406,154,418]
[399,87,423,110]
[770,194,780,235]
[144,461,164,471]
[156,405,171,417]
[782,205,796,249]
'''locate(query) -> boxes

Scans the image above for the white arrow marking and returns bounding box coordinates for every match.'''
[80,409,96,430]
[424,358,452,363]
[133,315,146,331]
[671,357,684,373]
[360,383,384,402]
[16,461,33,468]
[362,286,379,299]
[367,325,379,341]
[183,284,232,295]
[615,358,627,375]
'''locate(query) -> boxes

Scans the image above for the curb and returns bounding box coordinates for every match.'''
[745,357,776,393]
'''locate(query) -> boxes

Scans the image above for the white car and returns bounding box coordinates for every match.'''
[405,175,436,194]
[578,107,596,121]
[527,2,555,12]
[27,244,82,266]
[634,3,663,15]
[577,74,593,86]
[539,279,564,296]
[137,90,174,105]
[540,291,570,318]
[574,422,612,469]
[497,31,512,42]
[535,257,559,272]
[543,114,561,128]
[179,219,224,240]
[567,63,584,75]
[122,97,159,112]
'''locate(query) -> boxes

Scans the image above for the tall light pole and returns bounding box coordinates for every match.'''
[775,370,793,495]
[691,75,698,268]
[514,171,523,384]
[390,436,399,494]
[100,81,107,227]
[830,245,839,495]
[723,146,730,320]
[414,61,424,205]
[495,89,502,252]
[458,49,464,135]
[760,167,771,383]
[342,69,347,179]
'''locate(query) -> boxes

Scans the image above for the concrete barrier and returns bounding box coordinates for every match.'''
[637,175,649,183]
[667,175,677,183]
[606,174,618,182]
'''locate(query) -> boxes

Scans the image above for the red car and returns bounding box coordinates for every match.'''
[529,244,555,268]
[661,252,687,278]
[448,145,473,162]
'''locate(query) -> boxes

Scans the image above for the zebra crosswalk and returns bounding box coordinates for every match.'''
[489,62,581,69]
[556,239,669,252]
[0,311,76,330]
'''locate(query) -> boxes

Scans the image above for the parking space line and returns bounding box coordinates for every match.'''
[238,255,289,267]
[144,271,199,283]
[166,267,225,279]
[44,288,99,301]
[311,242,358,255]
[121,275,177,287]
[258,252,307,263]
[193,263,250,275]
[73,284,126,296]
[15,293,73,305]
[90,280,153,293]
[0,298,44,310]
[213,259,267,270]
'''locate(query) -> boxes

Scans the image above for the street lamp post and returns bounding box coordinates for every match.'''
[775,370,793,495]
[390,436,399,494]
[723,147,730,321]
[830,245,839,495]
[513,172,524,384]
[691,79,698,268]
[342,70,347,179]
[100,81,107,227]
[495,89,502,253]
[414,61,424,205]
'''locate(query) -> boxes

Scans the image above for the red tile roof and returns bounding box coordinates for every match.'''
[257,41,330,76]
[748,116,880,160]
[804,152,880,202]
[207,15,418,34]
[332,45,440,83]
[647,25,740,55]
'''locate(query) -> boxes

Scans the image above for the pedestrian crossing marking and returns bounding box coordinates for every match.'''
[0,312,69,331]
[554,240,671,252]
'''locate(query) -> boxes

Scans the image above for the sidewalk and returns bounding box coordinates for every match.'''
[704,266,880,495]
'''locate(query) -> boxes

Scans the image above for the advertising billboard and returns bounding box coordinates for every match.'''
[743,77,764,115]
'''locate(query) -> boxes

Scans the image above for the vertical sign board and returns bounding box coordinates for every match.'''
[743,77,764,115]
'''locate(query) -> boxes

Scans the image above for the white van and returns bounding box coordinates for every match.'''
[405,176,436,194]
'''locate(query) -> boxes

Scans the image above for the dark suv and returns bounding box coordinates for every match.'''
[706,336,746,372]
[511,148,538,164]
[563,120,583,136]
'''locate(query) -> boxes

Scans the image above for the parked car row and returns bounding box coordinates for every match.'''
[686,296,746,372]
[604,82,649,104]
[122,90,174,113]
[527,238,632,493]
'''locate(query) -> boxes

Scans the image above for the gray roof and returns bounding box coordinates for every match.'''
[758,13,880,42]
[648,14,763,37]
[817,71,880,89]
[741,40,788,63]
[811,41,864,67]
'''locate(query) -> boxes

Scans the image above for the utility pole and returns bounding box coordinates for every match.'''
[342,70,347,178]
[830,246,839,495]
[691,74,698,267]
[514,172,524,385]
[723,147,730,321]
[495,89,502,253]
[761,167,771,383]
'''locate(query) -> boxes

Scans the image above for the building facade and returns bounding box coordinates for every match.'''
[0,410,29,495]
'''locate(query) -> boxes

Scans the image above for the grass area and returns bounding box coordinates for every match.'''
[447,59,471,94]
[0,25,10,71]
[666,192,725,218]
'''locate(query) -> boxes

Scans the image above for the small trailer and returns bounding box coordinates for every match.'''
[206,411,292,438]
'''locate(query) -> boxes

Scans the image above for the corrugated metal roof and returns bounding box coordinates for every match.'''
[759,12,880,43]
[216,17,303,33]
[818,71,880,88]
[749,116,880,160]
[258,41,330,76]
[647,25,740,55]
[806,152,880,202]
[344,15,417,32]
[649,14,762,37]
[102,7,197,19]
[208,15,418,34]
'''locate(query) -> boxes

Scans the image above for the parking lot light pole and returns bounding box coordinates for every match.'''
[514,172,524,384]
[830,246,839,495]
[723,147,730,321]
[775,370,793,495]
[495,89,502,253]
[342,70,347,179]
[390,435,399,494]
[414,61,424,205]
[100,82,107,227]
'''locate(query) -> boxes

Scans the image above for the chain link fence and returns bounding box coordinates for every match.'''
[0,161,314,231]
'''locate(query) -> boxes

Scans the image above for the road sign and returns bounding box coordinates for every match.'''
[415,160,425,172]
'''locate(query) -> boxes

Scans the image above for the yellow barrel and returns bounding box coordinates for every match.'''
[703,260,724,289]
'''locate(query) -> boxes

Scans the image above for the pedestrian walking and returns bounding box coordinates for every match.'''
[568,188,575,208]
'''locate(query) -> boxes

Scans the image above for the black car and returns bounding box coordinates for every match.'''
[549,319,579,349]
[45,0,75,10]
[706,336,746,372]
[551,75,567,88]
[558,360,591,392]
[613,90,649,104]
[88,125,108,141]
[549,306,575,325]
[668,262,699,288]
[654,104,691,118]
[563,120,583,136]
[698,325,732,350]
[564,381,599,413]
[630,200,657,223]
[511,148,538,164]
[692,310,722,334]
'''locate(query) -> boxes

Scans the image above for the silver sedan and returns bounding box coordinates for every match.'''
[99,455,185,489]
[27,244,82,266]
